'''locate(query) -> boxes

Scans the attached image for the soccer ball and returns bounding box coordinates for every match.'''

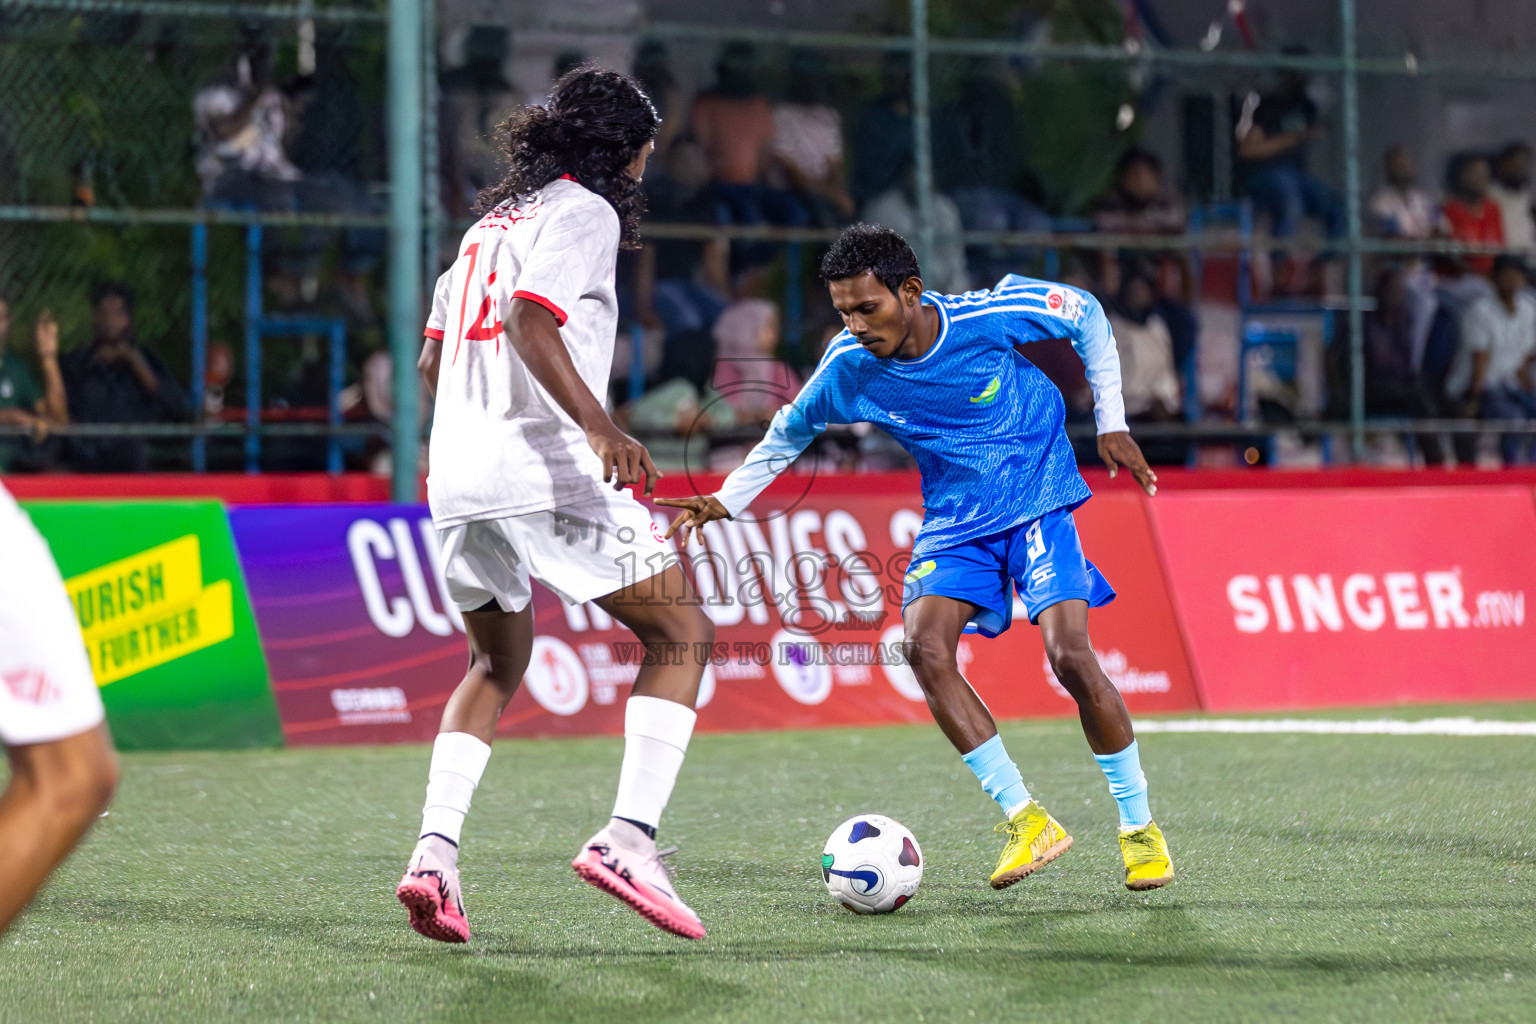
[820,813,923,914]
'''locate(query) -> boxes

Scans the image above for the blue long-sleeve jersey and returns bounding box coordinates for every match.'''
[713,275,1128,559]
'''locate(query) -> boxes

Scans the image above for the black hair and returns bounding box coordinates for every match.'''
[819,223,922,296]
[477,65,660,249]
[1496,140,1532,164]
[1492,254,1530,281]
[1444,150,1489,193]
[1115,146,1162,179]
[91,279,134,314]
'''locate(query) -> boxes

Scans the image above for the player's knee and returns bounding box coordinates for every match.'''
[901,631,956,683]
[1045,635,1100,690]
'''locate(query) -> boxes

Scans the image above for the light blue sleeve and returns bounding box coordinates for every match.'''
[712,341,862,517]
[1068,296,1128,435]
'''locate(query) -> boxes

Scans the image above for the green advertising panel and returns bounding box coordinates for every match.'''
[22,501,282,750]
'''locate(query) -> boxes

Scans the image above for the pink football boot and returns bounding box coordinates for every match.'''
[396,838,470,943]
[571,821,706,940]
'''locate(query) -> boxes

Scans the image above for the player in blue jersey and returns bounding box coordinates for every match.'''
[658,224,1173,891]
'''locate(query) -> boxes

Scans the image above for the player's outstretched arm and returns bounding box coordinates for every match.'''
[505,297,660,494]
[655,494,731,547]
[1098,431,1158,496]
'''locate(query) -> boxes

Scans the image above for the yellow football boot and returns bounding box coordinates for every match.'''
[989,800,1073,889]
[1119,821,1174,890]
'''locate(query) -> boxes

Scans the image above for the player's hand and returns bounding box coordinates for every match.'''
[33,311,58,360]
[1098,430,1157,496]
[655,494,731,548]
[587,422,661,495]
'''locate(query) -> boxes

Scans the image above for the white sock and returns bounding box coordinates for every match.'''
[610,695,696,834]
[418,732,492,847]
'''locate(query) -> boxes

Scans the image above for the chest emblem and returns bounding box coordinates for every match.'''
[969,376,1001,405]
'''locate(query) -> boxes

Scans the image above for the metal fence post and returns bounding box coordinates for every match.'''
[909,0,935,273]
[1341,0,1366,460]
[388,0,425,502]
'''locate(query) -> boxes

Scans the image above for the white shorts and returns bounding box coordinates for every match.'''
[437,488,675,613]
[0,495,106,747]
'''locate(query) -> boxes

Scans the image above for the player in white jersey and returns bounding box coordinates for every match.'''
[0,482,118,934]
[396,67,713,942]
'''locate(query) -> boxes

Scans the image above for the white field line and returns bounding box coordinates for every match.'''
[1136,717,1536,737]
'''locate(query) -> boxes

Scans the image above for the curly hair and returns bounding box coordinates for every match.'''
[476,65,660,250]
[818,223,922,296]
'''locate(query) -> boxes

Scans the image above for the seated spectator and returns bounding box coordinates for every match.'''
[438,25,517,220]
[289,27,383,322]
[61,282,192,473]
[1364,267,1448,465]
[935,64,1049,286]
[0,297,67,471]
[770,48,855,226]
[849,53,913,207]
[1106,268,1182,420]
[1090,152,1198,382]
[1448,255,1536,464]
[1490,141,1535,251]
[710,299,799,425]
[1092,148,1187,235]
[691,43,805,230]
[1440,152,1503,277]
[632,39,682,154]
[1236,59,1344,288]
[193,27,301,211]
[1368,145,1435,240]
[1106,266,1187,465]
[862,162,969,295]
[640,138,729,339]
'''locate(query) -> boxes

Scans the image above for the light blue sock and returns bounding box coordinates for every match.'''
[1093,740,1152,829]
[961,734,1032,819]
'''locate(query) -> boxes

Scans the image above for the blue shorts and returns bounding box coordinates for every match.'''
[901,507,1115,637]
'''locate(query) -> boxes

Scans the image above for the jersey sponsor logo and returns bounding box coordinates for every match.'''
[969,375,1001,405]
[1,667,61,705]
[1044,286,1085,319]
[64,535,235,686]
[1225,571,1524,634]
[1047,291,1063,309]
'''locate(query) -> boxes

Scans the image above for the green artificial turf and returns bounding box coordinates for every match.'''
[4,706,1536,1022]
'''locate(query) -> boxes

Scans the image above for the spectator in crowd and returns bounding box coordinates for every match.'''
[1090,150,1199,383]
[1440,152,1503,277]
[691,43,805,229]
[0,298,67,471]
[1092,147,1187,236]
[632,39,683,154]
[709,298,799,425]
[1449,255,1536,464]
[638,137,729,341]
[849,52,913,206]
[1489,141,1535,251]
[861,161,969,295]
[438,25,517,220]
[60,282,191,473]
[770,48,855,226]
[1105,265,1184,465]
[935,63,1049,287]
[193,26,301,210]
[1368,145,1436,239]
[289,27,383,321]
[1236,58,1344,288]
[1364,266,1448,465]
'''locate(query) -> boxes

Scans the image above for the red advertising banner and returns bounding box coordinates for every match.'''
[231,474,1198,745]
[1148,487,1536,710]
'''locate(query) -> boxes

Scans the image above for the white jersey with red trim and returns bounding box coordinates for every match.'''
[424,177,621,527]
